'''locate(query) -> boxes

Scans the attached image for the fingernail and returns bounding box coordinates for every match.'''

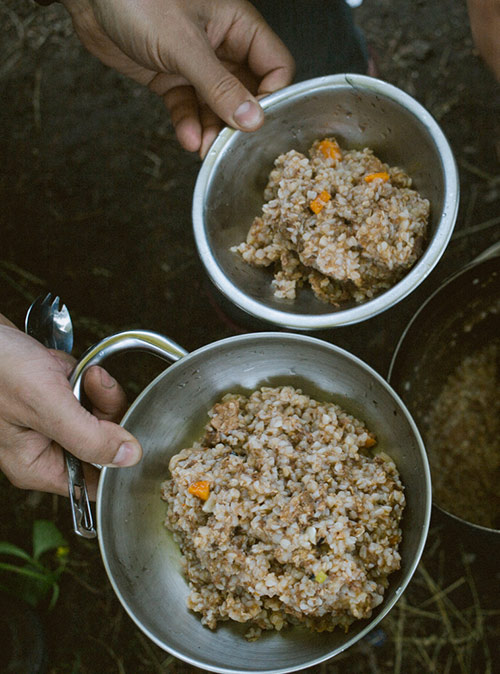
[111,441,141,467]
[100,368,116,389]
[233,100,263,129]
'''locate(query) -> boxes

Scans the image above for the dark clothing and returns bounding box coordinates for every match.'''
[251,0,369,81]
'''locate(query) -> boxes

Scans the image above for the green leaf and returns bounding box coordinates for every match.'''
[32,520,67,560]
[0,561,49,582]
[0,541,33,562]
[16,575,52,608]
[48,582,60,610]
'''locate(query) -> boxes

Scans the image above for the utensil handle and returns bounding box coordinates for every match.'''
[68,330,188,539]
[64,451,97,539]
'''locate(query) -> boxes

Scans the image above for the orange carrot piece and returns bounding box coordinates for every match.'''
[310,198,324,214]
[364,436,377,448]
[188,480,210,500]
[309,189,331,214]
[364,171,390,183]
[318,139,342,160]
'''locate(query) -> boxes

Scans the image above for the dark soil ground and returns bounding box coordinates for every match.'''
[0,1,499,672]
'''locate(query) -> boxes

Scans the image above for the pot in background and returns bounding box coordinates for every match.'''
[193,74,459,330]
[389,243,500,541]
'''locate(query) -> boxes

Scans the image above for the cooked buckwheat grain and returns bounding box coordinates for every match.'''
[232,138,429,305]
[161,386,405,638]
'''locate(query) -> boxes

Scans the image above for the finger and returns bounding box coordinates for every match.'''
[199,127,220,159]
[247,26,295,95]
[162,84,203,153]
[0,430,100,499]
[199,103,223,158]
[175,26,264,132]
[83,365,128,423]
[215,13,295,96]
[24,377,142,469]
[47,354,128,422]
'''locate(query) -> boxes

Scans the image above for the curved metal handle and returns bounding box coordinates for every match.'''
[70,330,188,398]
[66,330,188,539]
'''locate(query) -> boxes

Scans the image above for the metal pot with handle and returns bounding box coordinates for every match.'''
[71,330,431,673]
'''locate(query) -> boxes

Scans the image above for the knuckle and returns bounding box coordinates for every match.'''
[209,74,242,104]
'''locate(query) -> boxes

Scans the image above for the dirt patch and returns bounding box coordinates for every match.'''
[0,0,498,672]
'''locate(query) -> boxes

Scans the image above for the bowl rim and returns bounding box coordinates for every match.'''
[192,73,459,330]
[97,330,433,673]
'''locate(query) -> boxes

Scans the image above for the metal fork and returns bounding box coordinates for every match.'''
[25,293,96,538]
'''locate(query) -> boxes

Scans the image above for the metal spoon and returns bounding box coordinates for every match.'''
[25,293,96,539]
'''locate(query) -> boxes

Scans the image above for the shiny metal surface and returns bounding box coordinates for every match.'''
[96,331,431,673]
[68,330,188,537]
[389,244,500,538]
[70,329,188,400]
[24,293,95,538]
[193,74,459,330]
[25,292,73,352]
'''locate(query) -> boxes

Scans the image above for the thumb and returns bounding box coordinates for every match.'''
[178,39,264,132]
[83,365,128,423]
[31,378,142,468]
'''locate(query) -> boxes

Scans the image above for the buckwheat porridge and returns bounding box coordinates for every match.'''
[161,386,405,638]
[425,341,500,529]
[231,137,430,305]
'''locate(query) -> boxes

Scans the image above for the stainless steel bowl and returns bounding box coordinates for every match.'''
[193,74,459,330]
[389,243,500,539]
[72,330,431,673]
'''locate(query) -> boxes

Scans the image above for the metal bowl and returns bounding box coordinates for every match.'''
[389,243,500,539]
[193,74,459,330]
[75,330,432,673]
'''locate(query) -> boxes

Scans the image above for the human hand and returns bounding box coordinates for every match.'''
[0,318,142,499]
[467,0,500,81]
[60,0,295,157]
